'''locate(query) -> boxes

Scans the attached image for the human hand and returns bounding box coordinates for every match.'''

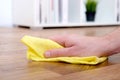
[44,34,113,58]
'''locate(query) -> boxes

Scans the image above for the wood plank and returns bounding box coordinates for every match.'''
[46,64,120,80]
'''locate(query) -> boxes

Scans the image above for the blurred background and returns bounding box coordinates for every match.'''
[0,0,119,28]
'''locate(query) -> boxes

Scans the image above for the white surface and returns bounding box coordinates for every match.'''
[0,0,12,27]
[68,0,81,23]
[35,22,120,27]
[95,0,117,23]
[12,0,35,26]
[62,0,69,23]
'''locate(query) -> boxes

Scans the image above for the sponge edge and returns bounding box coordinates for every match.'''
[21,35,107,65]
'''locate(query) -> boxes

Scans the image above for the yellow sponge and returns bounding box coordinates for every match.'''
[21,35,107,65]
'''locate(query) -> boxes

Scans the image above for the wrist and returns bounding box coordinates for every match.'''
[103,34,120,56]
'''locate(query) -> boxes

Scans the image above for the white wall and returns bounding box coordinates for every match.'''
[0,0,12,27]
[68,0,81,23]
[96,0,117,23]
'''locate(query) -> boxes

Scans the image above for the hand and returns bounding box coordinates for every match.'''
[44,34,113,58]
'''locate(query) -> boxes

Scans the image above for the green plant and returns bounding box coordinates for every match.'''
[86,0,98,12]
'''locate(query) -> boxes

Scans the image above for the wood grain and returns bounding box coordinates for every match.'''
[46,64,120,80]
[0,26,120,80]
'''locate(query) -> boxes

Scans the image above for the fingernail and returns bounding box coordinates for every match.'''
[45,52,51,58]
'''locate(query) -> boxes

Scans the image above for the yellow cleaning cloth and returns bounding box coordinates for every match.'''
[21,35,107,65]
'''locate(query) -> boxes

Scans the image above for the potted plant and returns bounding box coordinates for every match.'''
[85,0,98,21]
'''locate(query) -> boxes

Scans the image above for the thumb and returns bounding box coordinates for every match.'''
[44,48,73,58]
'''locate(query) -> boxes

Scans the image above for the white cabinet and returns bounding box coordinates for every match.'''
[0,0,12,27]
[13,0,38,27]
[12,0,120,28]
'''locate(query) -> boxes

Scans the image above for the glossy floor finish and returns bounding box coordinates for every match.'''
[0,26,120,80]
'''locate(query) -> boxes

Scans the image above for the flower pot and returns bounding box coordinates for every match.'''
[86,12,96,22]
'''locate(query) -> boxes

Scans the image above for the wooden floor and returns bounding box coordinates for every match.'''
[0,26,120,80]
